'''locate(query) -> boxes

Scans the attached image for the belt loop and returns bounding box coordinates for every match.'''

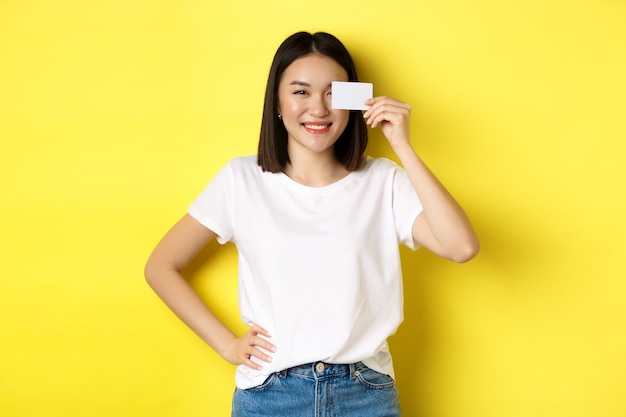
[349,362,357,379]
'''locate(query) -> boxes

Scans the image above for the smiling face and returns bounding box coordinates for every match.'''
[277,54,350,162]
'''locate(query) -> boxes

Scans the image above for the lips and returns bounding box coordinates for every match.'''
[302,122,332,134]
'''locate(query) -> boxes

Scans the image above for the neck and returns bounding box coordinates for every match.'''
[283,152,349,187]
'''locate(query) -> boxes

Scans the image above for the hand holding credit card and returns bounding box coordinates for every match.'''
[331,81,373,110]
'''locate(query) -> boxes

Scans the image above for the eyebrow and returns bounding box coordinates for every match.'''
[289,81,333,88]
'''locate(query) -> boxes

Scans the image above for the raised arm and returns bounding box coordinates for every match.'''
[364,97,480,262]
[144,214,275,370]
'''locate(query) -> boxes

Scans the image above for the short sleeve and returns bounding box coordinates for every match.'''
[188,162,234,244]
[392,166,423,250]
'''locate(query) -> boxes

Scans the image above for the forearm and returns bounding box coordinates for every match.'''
[393,141,479,262]
[145,268,237,359]
[144,214,275,369]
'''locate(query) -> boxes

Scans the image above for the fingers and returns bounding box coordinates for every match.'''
[363,96,411,129]
[362,97,412,146]
[228,324,277,371]
[363,96,411,116]
[250,323,272,338]
[249,325,277,356]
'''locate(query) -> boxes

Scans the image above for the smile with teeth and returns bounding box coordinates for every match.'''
[303,122,332,133]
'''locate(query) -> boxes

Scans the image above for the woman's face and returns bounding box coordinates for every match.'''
[277,54,350,160]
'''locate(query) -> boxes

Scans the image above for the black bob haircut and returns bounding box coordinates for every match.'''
[257,31,368,173]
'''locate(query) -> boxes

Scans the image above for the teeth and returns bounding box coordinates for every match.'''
[304,124,329,130]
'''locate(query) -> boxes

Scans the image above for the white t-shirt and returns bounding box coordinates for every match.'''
[188,155,423,389]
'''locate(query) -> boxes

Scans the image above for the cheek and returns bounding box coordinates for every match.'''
[336,111,350,130]
[277,92,298,115]
[282,98,304,116]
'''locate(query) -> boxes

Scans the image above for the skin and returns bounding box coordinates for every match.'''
[277,54,351,187]
[144,53,479,371]
[363,97,480,262]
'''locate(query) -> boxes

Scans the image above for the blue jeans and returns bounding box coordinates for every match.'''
[231,361,400,417]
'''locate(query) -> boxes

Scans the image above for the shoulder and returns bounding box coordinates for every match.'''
[203,155,261,187]
[219,155,265,177]
[221,155,277,189]
[357,157,410,191]
[360,156,403,174]
[226,154,259,170]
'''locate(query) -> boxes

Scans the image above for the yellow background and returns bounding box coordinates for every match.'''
[1,0,625,416]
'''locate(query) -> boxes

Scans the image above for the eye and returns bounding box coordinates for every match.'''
[293,90,307,95]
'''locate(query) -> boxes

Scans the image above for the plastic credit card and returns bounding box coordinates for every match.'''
[331,81,373,110]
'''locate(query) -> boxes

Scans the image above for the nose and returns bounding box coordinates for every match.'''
[309,94,329,117]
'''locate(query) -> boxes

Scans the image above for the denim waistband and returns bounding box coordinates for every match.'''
[277,361,364,380]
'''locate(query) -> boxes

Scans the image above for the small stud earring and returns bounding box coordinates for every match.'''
[277,114,282,119]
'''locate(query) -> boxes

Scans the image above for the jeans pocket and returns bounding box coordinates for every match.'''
[241,372,279,393]
[354,365,396,390]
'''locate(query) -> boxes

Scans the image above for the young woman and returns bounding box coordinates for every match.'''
[145,31,479,417]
